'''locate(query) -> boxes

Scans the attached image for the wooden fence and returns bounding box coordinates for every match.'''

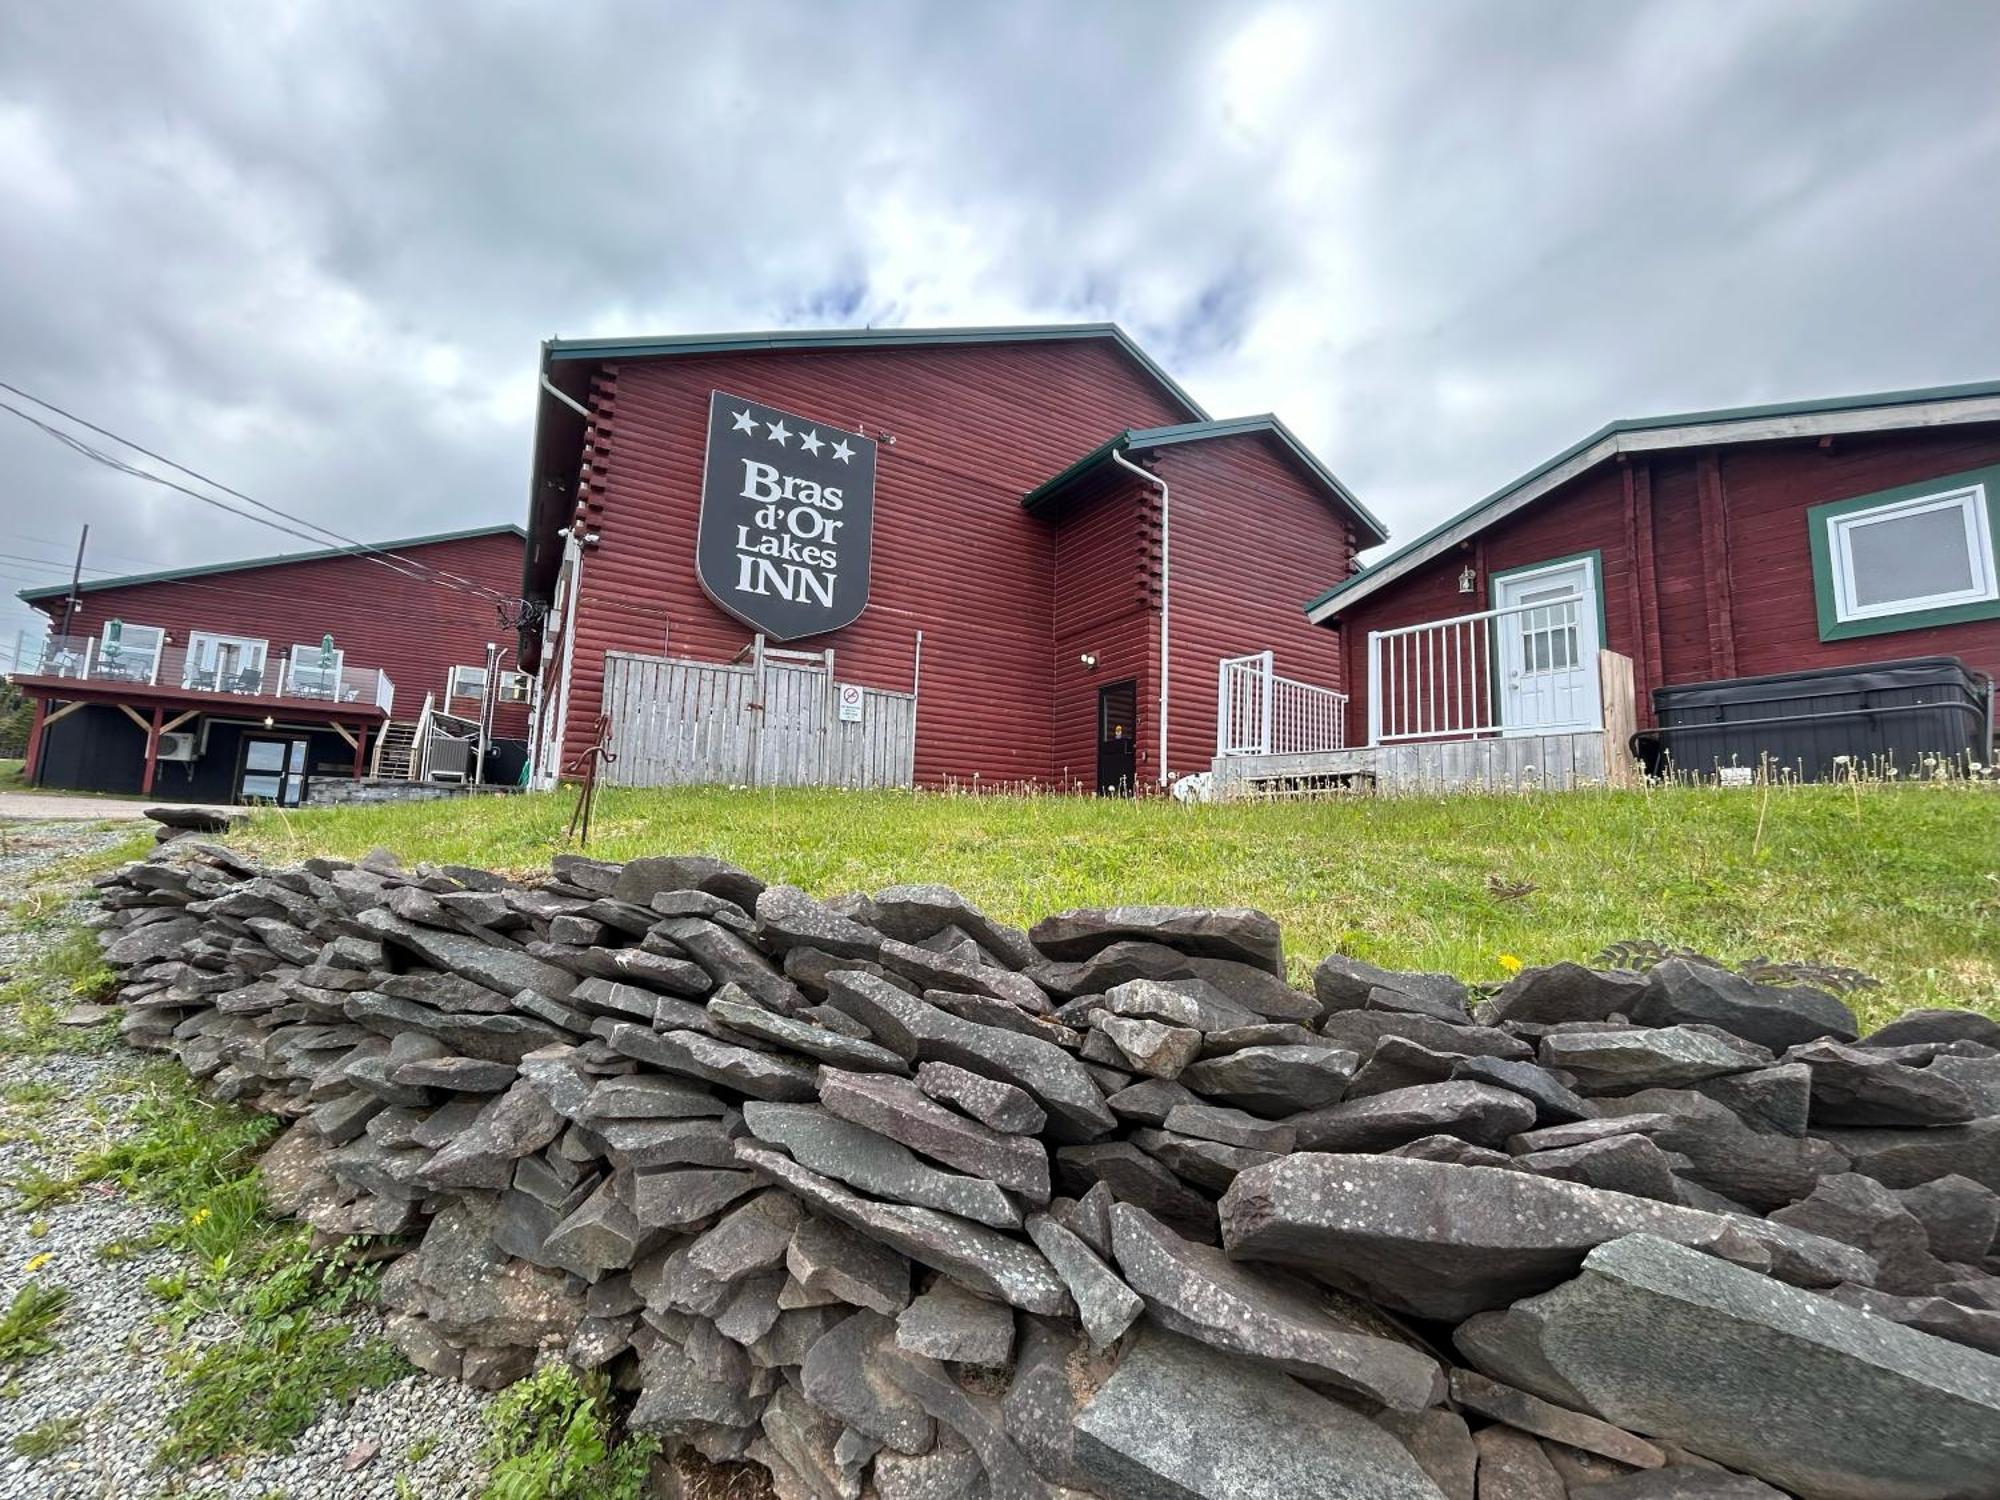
[600,648,916,790]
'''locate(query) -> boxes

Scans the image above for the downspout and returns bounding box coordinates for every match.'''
[536,366,594,790]
[1110,446,1171,787]
[541,372,591,420]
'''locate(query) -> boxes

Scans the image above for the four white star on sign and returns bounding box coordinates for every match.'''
[830,438,854,464]
[765,419,791,446]
[730,408,758,434]
[797,429,824,456]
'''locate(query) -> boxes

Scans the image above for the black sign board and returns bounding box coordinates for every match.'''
[695,390,878,641]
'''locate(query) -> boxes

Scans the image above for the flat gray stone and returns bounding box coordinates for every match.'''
[1895,1174,2000,1264]
[605,1023,818,1102]
[1056,1140,1219,1245]
[741,1101,1023,1228]
[707,991,909,1072]
[1517,1134,1685,1203]
[1033,939,1318,1021]
[1541,1026,1769,1093]
[1788,1037,1978,1127]
[1072,1325,1448,1500]
[896,1278,1015,1367]
[915,1061,1047,1135]
[1094,1013,1201,1078]
[1178,1043,1358,1115]
[1825,1282,2000,1357]
[1455,1233,2000,1500]
[1023,1212,1142,1350]
[581,1072,729,1121]
[818,1069,1051,1202]
[825,971,1116,1142]
[651,914,804,1015]
[1472,1425,1565,1500]
[1322,1008,1535,1062]
[1816,1116,2000,1196]
[1218,1154,1789,1320]
[627,1167,763,1229]
[1449,1367,1665,1469]
[737,1142,1071,1315]
[1129,1128,1280,1194]
[755,884,886,960]
[1631,958,1857,1053]
[787,1211,911,1315]
[1314,954,1471,1025]
[355,907,578,999]
[1861,1008,2000,1050]
[1162,1102,1295,1153]
[1292,1082,1537,1153]
[1109,1201,1445,1411]
[1031,905,1284,974]
[861,884,1038,969]
[1102,976,1261,1033]
[1449,1055,1591,1123]
[1474,961,1652,1027]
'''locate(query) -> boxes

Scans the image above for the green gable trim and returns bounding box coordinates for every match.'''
[1307,374,2000,620]
[16,523,526,603]
[1806,465,2000,642]
[546,322,1210,423]
[1019,415,1389,545]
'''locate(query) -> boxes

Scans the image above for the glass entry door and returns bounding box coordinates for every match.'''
[237,737,310,806]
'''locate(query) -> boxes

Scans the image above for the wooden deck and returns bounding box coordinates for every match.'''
[1210,729,1626,797]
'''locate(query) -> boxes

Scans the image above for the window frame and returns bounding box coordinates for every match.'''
[1808,466,2000,641]
[185,631,269,687]
[446,664,490,706]
[96,621,165,683]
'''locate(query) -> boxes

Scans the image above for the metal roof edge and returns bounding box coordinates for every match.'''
[542,322,1211,422]
[1304,376,2000,623]
[1022,415,1389,545]
[16,523,526,603]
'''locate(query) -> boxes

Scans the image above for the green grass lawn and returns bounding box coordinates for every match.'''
[236,781,2000,1028]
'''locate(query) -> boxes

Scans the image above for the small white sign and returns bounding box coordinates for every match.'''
[837,682,864,723]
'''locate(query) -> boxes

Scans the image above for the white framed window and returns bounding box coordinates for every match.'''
[446,664,489,707]
[285,642,346,699]
[96,621,164,683]
[185,632,269,691]
[1825,484,1997,624]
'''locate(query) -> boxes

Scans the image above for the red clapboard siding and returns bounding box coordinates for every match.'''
[1332,422,2000,735]
[1051,470,1155,789]
[1154,434,1353,777]
[563,340,1193,785]
[31,531,530,736]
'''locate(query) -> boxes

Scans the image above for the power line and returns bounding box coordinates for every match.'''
[0,381,540,627]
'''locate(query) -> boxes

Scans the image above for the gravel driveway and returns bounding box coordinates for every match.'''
[0,821,493,1500]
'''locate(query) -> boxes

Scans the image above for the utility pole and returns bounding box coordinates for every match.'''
[58,524,88,649]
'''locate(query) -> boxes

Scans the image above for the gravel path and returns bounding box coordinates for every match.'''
[0,821,493,1499]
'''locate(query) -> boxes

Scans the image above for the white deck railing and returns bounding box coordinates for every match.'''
[1367,593,1599,745]
[1215,652,1349,757]
[29,634,395,713]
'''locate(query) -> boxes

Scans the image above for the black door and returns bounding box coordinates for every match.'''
[236,736,310,806]
[1096,680,1137,796]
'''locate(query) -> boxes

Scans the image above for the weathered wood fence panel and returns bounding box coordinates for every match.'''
[601,650,915,790]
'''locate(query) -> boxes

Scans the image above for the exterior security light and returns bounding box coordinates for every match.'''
[1079,652,1098,669]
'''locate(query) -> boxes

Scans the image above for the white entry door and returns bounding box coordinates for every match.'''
[1495,557,1601,735]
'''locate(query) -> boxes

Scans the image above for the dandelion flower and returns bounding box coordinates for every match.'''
[25,1252,52,1273]
[1497,954,1523,975]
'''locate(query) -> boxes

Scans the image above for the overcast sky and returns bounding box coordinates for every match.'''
[3,0,1997,656]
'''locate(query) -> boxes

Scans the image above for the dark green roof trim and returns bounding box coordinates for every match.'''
[16,523,526,603]
[1306,376,2000,621]
[544,322,1210,422]
[1019,415,1389,545]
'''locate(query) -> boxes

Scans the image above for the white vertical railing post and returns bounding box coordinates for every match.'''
[1366,632,1383,746]
[1257,650,1275,756]
[1215,658,1230,758]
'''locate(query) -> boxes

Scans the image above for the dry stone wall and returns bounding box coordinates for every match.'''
[90,839,2000,1500]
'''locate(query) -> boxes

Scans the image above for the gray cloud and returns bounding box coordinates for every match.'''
[1,0,1995,656]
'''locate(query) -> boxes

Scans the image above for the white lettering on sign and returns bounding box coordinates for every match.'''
[837,683,864,723]
[733,459,845,605]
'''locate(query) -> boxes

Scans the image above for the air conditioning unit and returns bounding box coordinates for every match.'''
[497,671,533,704]
[157,732,198,762]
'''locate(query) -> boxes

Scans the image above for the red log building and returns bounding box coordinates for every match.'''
[1305,381,2000,755]
[12,526,530,803]
[520,325,1385,791]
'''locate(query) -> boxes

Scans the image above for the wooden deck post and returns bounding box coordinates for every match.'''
[1598,650,1639,787]
[140,705,164,797]
[22,696,47,786]
[353,720,370,780]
